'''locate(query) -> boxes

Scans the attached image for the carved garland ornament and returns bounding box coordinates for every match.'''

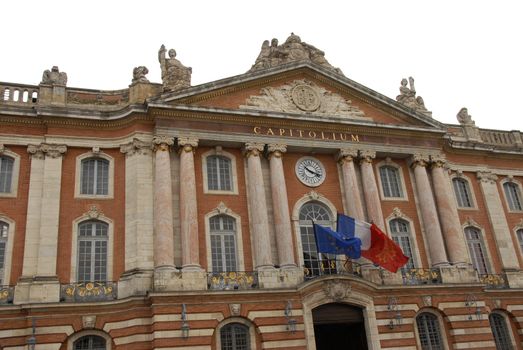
[324,280,351,301]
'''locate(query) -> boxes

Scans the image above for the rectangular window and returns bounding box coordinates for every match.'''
[0,157,14,193]
[380,166,403,198]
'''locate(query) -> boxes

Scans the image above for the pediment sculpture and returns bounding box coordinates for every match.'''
[249,33,343,75]
[40,66,67,86]
[158,45,192,92]
[395,77,431,116]
[240,79,366,119]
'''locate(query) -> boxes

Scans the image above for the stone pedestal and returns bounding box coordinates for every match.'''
[153,269,207,291]
[129,82,161,104]
[505,271,523,289]
[38,85,66,106]
[117,269,153,298]
[257,267,303,289]
[361,268,403,285]
[14,277,60,304]
[439,266,478,284]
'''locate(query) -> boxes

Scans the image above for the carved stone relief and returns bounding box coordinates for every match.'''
[229,303,241,316]
[324,280,351,301]
[241,79,365,119]
[40,66,67,86]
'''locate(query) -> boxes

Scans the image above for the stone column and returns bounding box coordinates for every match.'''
[338,148,365,220]
[477,171,519,271]
[267,144,295,268]
[244,142,273,270]
[178,137,201,271]
[153,136,176,270]
[359,150,385,230]
[411,154,448,267]
[21,145,45,278]
[119,139,154,298]
[430,155,468,266]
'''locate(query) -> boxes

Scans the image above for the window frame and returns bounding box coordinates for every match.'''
[67,330,112,350]
[515,227,523,259]
[71,213,113,283]
[463,226,491,275]
[0,217,15,286]
[388,217,417,270]
[205,204,245,272]
[209,215,238,272]
[0,149,20,198]
[414,311,448,350]
[489,311,516,350]
[215,318,256,350]
[201,148,239,195]
[501,179,523,212]
[376,159,408,201]
[75,152,114,199]
[451,175,476,209]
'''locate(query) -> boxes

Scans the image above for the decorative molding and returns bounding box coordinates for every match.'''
[430,153,446,167]
[0,144,5,154]
[177,136,199,152]
[306,190,320,201]
[229,304,241,316]
[463,216,482,229]
[91,146,101,154]
[422,295,433,307]
[82,315,96,329]
[410,153,430,167]
[87,205,102,219]
[120,138,152,156]
[337,148,358,163]
[477,171,498,184]
[513,219,523,231]
[324,280,351,301]
[27,143,67,159]
[359,149,376,163]
[212,202,231,215]
[242,142,264,158]
[267,143,287,158]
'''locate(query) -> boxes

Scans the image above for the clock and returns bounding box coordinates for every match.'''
[295,157,326,187]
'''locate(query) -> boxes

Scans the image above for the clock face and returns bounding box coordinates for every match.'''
[296,157,326,187]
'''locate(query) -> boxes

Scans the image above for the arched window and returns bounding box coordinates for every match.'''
[464,227,489,274]
[389,219,415,269]
[489,313,513,350]
[78,221,108,282]
[503,182,522,211]
[210,215,237,272]
[452,178,473,208]
[0,222,8,285]
[207,155,232,191]
[516,229,523,255]
[80,158,109,195]
[416,312,444,350]
[299,202,336,277]
[73,335,106,350]
[0,156,14,193]
[379,166,403,198]
[220,323,250,350]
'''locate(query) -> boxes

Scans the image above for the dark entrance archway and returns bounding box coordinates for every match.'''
[312,303,368,350]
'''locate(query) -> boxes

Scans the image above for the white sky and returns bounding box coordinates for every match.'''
[2,0,522,131]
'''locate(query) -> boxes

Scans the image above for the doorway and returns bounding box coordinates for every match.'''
[312,303,368,350]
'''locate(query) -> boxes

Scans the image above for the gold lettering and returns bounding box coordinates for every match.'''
[332,132,337,140]
[279,128,286,136]
[289,129,293,137]
[253,126,261,134]
[339,133,347,141]
[267,128,274,135]
[351,134,360,142]
[298,130,304,137]
[321,131,329,140]
[309,131,316,138]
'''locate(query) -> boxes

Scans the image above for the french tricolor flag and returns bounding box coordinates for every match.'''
[337,213,409,273]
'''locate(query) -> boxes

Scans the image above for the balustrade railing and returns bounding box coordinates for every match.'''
[303,259,362,280]
[1,83,39,106]
[61,281,117,302]
[208,271,258,290]
[0,286,14,304]
[480,129,520,146]
[479,274,508,289]
[401,268,442,285]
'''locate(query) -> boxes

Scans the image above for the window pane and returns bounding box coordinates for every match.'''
[78,221,108,282]
[504,183,522,211]
[380,166,402,198]
[390,219,415,269]
[490,314,513,350]
[416,313,443,350]
[208,156,232,191]
[517,229,523,254]
[453,178,472,207]
[221,323,250,350]
[74,335,106,350]
[465,227,489,274]
[81,158,109,195]
[210,216,237,272]
[0,156,14,193]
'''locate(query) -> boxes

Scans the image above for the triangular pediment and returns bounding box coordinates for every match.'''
[152,62,444,130]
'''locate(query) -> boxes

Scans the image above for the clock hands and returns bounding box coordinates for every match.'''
[304,165,321,177]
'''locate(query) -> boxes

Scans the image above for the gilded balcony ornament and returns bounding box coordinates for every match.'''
[208,271,258,290]
[402,268,441,285]
[479,274,507,289]
[61,282,117,302]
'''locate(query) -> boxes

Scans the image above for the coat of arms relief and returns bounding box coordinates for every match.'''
[240,80,367,120]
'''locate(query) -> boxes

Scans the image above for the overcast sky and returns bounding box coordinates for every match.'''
[2,1,522,131]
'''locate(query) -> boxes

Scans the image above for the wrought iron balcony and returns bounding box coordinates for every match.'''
[0,286,14,304]
[303,259,362,280]
[401,268,442,285]
[479,274,508,289]
[208,271,258,290]
[61,281,117,302]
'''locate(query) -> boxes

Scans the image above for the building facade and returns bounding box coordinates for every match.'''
[1,34,523,350]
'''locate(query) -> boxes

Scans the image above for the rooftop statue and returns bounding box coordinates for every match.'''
[249,33,343,75]
[132,66,150,84]
[40,66,67,86]
[395,77,431,116]
[456,107,475,126]
[158,45,192,92]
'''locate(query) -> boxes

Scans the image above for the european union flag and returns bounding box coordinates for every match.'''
[313,223,362,259]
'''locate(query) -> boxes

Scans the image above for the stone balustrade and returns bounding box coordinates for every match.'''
[1,82,39,106]
[480,129,522,146]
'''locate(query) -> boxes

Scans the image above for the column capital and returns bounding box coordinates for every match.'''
[266,143,287,159]
[27,144,45,159]
[359,150,376,164]
[177,137,199,153]
[153,135,174,151]
[410,153,430,168]
[120,138,152,156]
[27,143,67,159]
[337,148,359,163]
[243,142,264,158]
[477,170,498,184]
[430,153,447,168]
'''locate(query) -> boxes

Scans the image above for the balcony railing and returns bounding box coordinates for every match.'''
[208,271,258,290]
[61,281,117,302]
[401,268,442,285]
[303,259,362,280]
[0,286,14,304]
[479,274,508,289]
[1,83,39,106]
